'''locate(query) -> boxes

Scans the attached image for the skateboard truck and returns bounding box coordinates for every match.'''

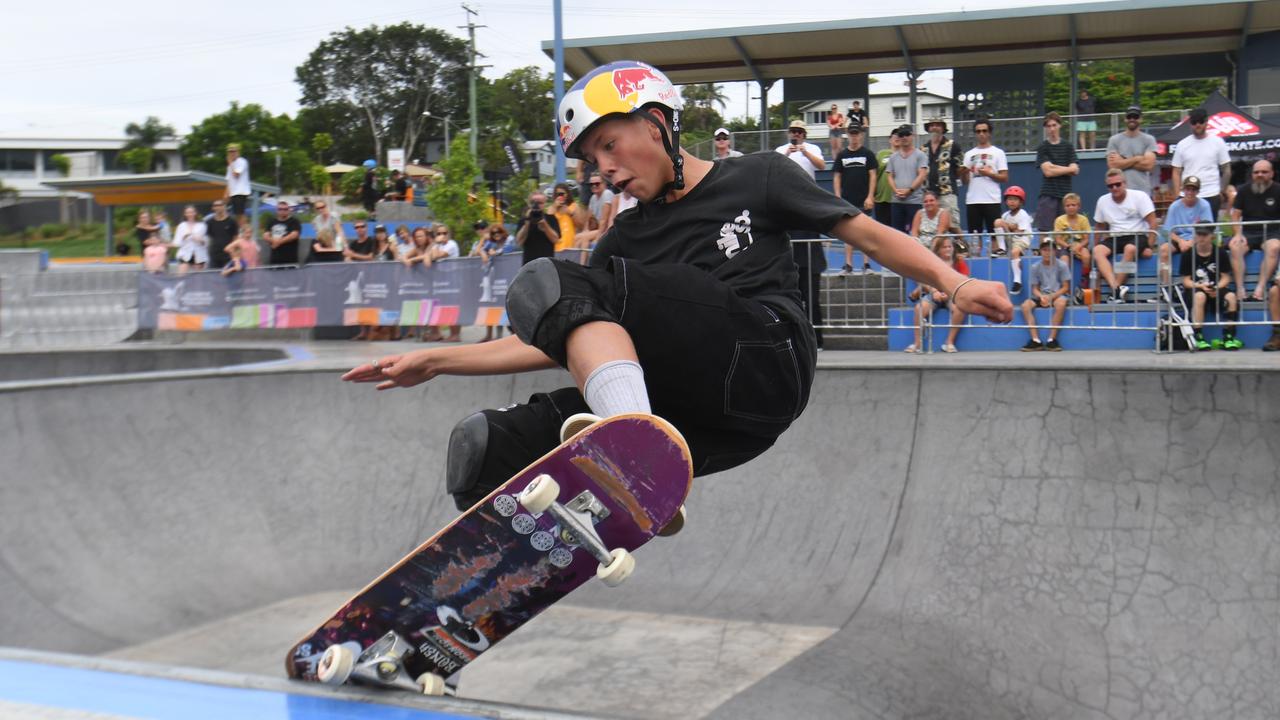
[317,631,447,695]
[517,474,635,586]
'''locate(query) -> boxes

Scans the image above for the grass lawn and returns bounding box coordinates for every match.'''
[0,226,121,259]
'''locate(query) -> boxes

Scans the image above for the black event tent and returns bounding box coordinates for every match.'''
[1158,91,1280,159]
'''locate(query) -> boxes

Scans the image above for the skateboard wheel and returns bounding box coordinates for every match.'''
[559,412,601,442]
[317,643,355,685]
[597,548,635,587]
[418,672,447,696]
[518,474,559,515]
[658,505,686,537]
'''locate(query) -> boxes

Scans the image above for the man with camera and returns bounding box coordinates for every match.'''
[775,120,825,181]
[515,191,561,265]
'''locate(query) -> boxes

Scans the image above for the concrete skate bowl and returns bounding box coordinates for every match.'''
[1,357,1277,720]
[0,346,288,382]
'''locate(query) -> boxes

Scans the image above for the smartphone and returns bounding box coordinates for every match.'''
[790,138,800,146]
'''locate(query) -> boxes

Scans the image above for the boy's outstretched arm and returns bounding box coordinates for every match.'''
[343,335,558,390]
[833,213,1014,323]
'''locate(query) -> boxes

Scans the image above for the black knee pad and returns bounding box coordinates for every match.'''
[505,257,618,366]
[446,412,489,502]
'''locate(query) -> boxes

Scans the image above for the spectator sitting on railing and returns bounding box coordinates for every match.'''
[910,191,952,246]
[1181,224,1240,350]
[1160,176,1213,286]
[826,104,845,160]
[1093,168,1157,303]
[1020,238,1071,351]
[994,185,1033,293]
[904,235,968,354]
[1053,193,1092,295]
[1229,159,1280,302]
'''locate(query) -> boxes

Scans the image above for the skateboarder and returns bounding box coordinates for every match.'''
[344,60,1013,512]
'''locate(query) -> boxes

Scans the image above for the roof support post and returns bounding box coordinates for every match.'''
[104,205,114,257]
[553,0,566,183]
[1068,15,1079,119]
[896,26,919,128]
[1233,2,1254,102]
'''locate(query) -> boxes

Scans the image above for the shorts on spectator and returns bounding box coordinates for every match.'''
[230,195,248,216]
[1241,231,1276,252]
[829,129,845,138]
[1008,236,1031,253]
[1076,120,1098,131]
[937,193,959,218]
[1102,234,1147,253]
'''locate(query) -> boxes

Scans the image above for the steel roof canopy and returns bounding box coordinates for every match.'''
[541,0,1279,83]
[42,171,280,207]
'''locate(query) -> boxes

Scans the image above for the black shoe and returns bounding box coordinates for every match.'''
[1021,339,1044,352]
[1011,281,1022,294]
[992,247,1007,257]
[1045,338,1062,351]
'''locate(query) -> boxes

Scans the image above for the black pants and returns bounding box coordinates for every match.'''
[450,258,817,509]
[797,270,824,349]
[967,203,1001,238]
[874,201,893,226]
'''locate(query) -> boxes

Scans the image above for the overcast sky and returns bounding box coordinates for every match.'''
[1,0,1061,138]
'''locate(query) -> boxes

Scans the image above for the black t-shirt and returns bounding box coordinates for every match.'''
[361,170,379,201]
[347,235,375,259]
[849,108,868,127]
[834,147,879,205]
[1180,245,1229,286]
[1035,140,1078,199]
[206,216,238,267]
[591,152,860,324]
[393,177,409,197]
[1234,181,1280,235]
[268,216,302,265]
[517,213,561,264]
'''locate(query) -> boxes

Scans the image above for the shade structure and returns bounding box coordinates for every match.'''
[1158,90,1280,157]
[42,171,279,207]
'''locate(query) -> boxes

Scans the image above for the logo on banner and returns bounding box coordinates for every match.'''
[1205,112,1259,138]
[159,281,186,311]
[344,272,365,305]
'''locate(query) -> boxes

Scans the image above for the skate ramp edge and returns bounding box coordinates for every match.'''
[1,359,1277,719]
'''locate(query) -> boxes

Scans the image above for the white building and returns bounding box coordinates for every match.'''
[0,136,184,200]
[795,77,954,140]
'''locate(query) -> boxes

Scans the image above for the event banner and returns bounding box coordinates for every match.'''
[137,255,524,331]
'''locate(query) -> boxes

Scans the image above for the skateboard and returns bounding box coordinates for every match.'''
[286,413,693,695]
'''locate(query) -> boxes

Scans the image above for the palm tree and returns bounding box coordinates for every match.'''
[680,83,729,111]
[121,117,176,172]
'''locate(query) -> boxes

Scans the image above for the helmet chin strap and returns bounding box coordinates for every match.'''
[638,109,684,203]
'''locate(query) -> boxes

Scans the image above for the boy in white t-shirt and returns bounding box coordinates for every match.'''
[994,185,1034,293]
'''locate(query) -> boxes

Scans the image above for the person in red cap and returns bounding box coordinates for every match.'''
[994,185,1034,293]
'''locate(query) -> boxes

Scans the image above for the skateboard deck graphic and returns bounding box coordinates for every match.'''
[286,413,692,692]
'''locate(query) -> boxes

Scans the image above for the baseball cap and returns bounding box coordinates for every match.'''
[374,224,387,232]
[1194,224,1215,235]
[1039,238,1055,249]
[1182,175,1202,189]
[893,124,914,137]
[714,127,730,138]
[847,121,864,133]
[1126,105,1142,117]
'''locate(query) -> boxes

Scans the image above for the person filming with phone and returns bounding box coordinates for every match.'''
[515,191,561,266]
[775,120,825,181]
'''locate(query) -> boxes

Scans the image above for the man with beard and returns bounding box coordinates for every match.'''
[923,118,962,220]
[1228,159,1280,302]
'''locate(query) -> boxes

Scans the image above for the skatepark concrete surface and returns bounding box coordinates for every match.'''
[2,341,1278,719]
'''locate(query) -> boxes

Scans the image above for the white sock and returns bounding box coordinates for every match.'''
[994,235,1006,252]
[1012,257,1022,284]
[583,360,651,417]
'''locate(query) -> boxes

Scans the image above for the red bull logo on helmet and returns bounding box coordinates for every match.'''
[612,66,662,102]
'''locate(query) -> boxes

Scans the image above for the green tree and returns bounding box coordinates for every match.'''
[298,104,374,166]
[0,179,17,201]
[120,116,174,172]
[47,154,71,176]
[426,135,491,253]
[680,83,728,138]
[295,23,469,165]
[309,165,332,195]
[311,133,334,163]
[502,168,539,223]
[179,102,310,191]
[487,66,555,141]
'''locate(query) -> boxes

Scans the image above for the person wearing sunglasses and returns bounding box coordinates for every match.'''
[1093,168,1157,303]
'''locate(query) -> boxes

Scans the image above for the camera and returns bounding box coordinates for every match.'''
[790,138,800,146]
[528,208,544,222]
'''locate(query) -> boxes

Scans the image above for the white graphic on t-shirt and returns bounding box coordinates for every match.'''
[1194,260,1218,283]
[716,209,754,259]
